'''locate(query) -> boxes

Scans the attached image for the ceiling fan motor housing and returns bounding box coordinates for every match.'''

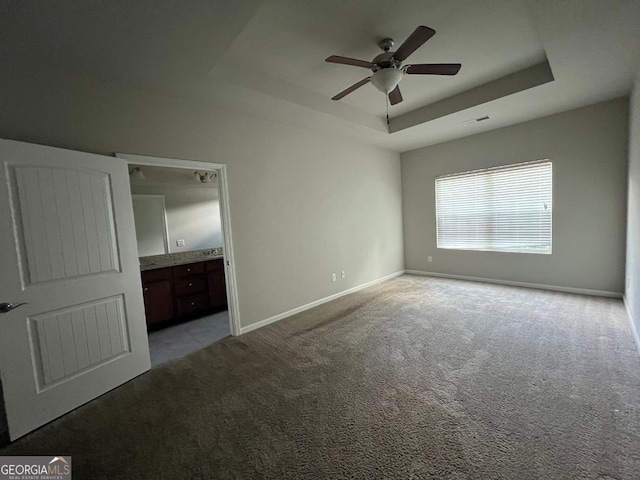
[371,51,400,72]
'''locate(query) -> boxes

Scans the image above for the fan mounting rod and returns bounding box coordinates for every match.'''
[378,38,395,52]
[372,38,400,71]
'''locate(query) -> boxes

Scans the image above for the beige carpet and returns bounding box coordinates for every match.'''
[2,274,640,479]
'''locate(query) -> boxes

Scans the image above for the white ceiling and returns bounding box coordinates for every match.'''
[2,0,640,152]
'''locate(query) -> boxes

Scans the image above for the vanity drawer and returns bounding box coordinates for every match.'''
[141,267,172,284]
[174,274,206,296]
[173,262,205,277]
[176,293,210,317]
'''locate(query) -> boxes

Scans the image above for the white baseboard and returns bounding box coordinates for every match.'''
[623,295,640,357]
[239,270,626,336]
[239,270,405,335]
[405,270,623,298]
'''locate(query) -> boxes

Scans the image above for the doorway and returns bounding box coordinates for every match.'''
[117,153,240,366]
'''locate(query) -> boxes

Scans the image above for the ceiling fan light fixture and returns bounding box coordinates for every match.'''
[370,68,404,93]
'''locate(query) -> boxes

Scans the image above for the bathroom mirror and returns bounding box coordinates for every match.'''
[129,165,223,257]
[132,195,170,256]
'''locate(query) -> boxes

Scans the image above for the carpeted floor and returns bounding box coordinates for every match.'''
[2,274,640,479]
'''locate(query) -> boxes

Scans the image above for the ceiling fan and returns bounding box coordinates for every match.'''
[326,26,461,106]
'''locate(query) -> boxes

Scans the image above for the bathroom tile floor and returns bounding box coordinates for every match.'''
[148,310,230,367]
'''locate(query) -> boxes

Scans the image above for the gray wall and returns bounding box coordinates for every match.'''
[627,74,640,344]
[0,74,404,329]
[401,98,628,293]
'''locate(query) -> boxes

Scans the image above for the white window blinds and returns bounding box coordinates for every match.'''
[435,160,552,254]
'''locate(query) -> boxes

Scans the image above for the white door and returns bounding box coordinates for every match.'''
[0,139,151,440]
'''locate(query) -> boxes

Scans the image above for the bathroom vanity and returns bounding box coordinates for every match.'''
[140,257,227,327]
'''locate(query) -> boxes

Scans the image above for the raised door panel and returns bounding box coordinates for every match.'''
[30,296,129,390]
[12,166,120,286]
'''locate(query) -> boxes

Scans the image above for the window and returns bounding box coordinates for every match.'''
[435,160,552,254]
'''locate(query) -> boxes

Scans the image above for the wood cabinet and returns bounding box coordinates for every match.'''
[206,259,227,309]
[141,267,174,325]
[176,293,210,317]
[142,279,174,325]
[140,259,227,327]
[173,262,204,277]
[174,274,207,297]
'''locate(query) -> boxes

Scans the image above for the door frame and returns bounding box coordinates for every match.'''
[116,153,241,336]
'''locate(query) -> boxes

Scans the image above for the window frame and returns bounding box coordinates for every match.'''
[434,159,553,255]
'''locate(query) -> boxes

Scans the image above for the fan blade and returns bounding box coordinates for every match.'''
[331,77,371,101]
[393,26,436,62]
[405,63,461,75]
[388,85,403,105]
[325,55,375,69]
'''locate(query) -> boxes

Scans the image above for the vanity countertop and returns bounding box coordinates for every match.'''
[139,249,223,272]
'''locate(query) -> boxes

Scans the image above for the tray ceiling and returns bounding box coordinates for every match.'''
[2,0,639,152]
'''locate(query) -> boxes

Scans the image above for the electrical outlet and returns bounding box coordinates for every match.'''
[331,273,337,282]
[428,256,432,263]
[176,239,186,247]
[341,271,346,279]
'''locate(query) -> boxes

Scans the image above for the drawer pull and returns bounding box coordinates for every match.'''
[190,301,195,306]
[144,287,149,292]
[188,283,193,287]
[187,268,191,272]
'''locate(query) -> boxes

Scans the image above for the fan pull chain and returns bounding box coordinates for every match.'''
[386,93,390,127]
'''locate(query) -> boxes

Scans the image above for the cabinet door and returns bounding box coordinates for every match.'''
[208,270,227,309]
[142,280,174,325]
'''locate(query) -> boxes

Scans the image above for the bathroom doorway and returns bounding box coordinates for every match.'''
[118,154,239,367]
